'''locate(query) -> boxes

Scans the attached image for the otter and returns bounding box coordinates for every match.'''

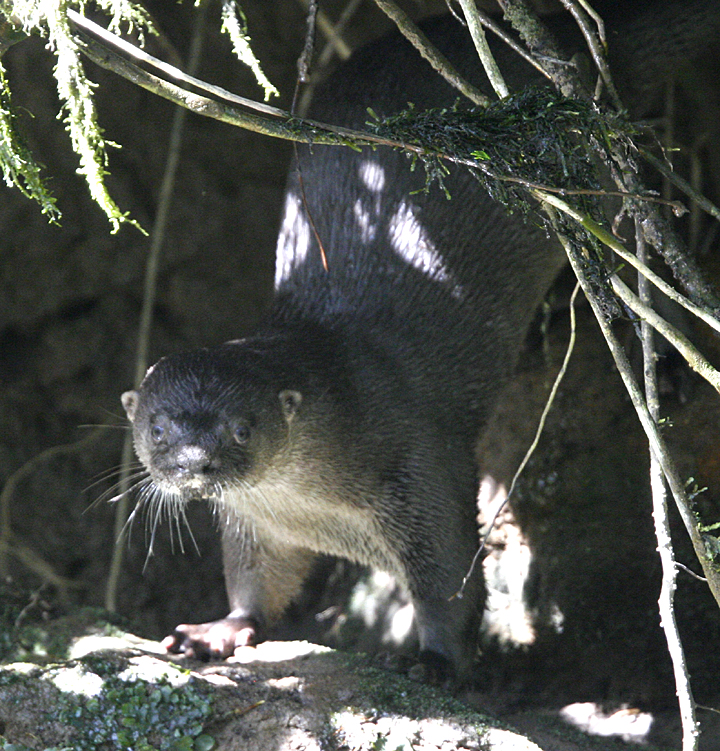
[122,1,720,680]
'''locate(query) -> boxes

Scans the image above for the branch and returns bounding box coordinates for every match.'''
[556,0,621,107]
[533,190,720,335]
[549,217,720,612]
[610,275,720,395]
[296,0,353,62]
[610,148,720,312]
[455,4,552,80]
[457,0,509,99]
[496,0,720,311]
[0,59,59,220]
[640,148,720,224]
[637,221,700,751]
[496,0,581,98]
[66,9,286,119]
[68,9,447,154]
[370,0,490,107]
[68,10,702,242]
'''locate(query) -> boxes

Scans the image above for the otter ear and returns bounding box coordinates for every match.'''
[278,389,302,420]
[121,390,139,421]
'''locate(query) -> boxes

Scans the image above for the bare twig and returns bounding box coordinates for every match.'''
[457,283,581,597]
[612,154,720,311]
[296,0,363,116]
[447,160,687,213]
[532,190,720,336]
[296,0,352,61]
[610,275,720,394]
[371,0,490,106]
[576,0,607,48]
[104,4,207,611]
[457,0,509,98]
[456,4,552,80]
[318,0,361,65]
[296,0,318,83]
[637,221,700,751]
[640,148,720,224]
[676,562,707,583]
[550,219,720,612]
[697,704,720,717]
[556,0,621,106]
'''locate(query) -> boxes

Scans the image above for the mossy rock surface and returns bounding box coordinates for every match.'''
[0,610,680,751]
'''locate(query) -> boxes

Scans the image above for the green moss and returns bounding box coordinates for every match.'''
[333,655,494,725]
[220,0,278,101]
[54,670,213,751]
[0,58,59,221]
[1,743,73,750]
[370,86,632,294]
[372,87,626,206]
[0,598,137,665]
[0,1,154,232]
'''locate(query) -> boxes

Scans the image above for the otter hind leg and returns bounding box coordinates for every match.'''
[392,454,484,683]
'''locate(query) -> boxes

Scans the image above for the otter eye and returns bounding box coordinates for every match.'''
[150,424,165,442]
[234,425,250,444]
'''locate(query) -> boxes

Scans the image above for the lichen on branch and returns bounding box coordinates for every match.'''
[219,0,279,101]
[0,0,153,231]
[0,58,59,219]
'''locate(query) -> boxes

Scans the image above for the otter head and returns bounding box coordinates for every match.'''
[122,344,303,503]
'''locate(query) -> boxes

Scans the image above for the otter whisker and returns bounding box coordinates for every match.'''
[88,469,149,509]
[86,460,144,488]
[121,478,159,538]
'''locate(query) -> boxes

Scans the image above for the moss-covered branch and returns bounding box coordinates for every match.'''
[0,0,283,228]
[0,0,154,230]
[0,58,59,219]
[219,0,278,101]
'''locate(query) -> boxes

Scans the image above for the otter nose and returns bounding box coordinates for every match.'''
[175,445,213,476]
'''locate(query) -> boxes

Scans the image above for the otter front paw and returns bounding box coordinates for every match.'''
[162,615,260,660]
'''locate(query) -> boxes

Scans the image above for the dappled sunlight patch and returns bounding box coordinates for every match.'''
[389,200,457,291]
[358,160,386,193]
[560,702,654,744]
[228,639,331,664]
[478,475,537,647]
[275,190,311,286]
[348,570,415,648]
[332,708,545,751]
